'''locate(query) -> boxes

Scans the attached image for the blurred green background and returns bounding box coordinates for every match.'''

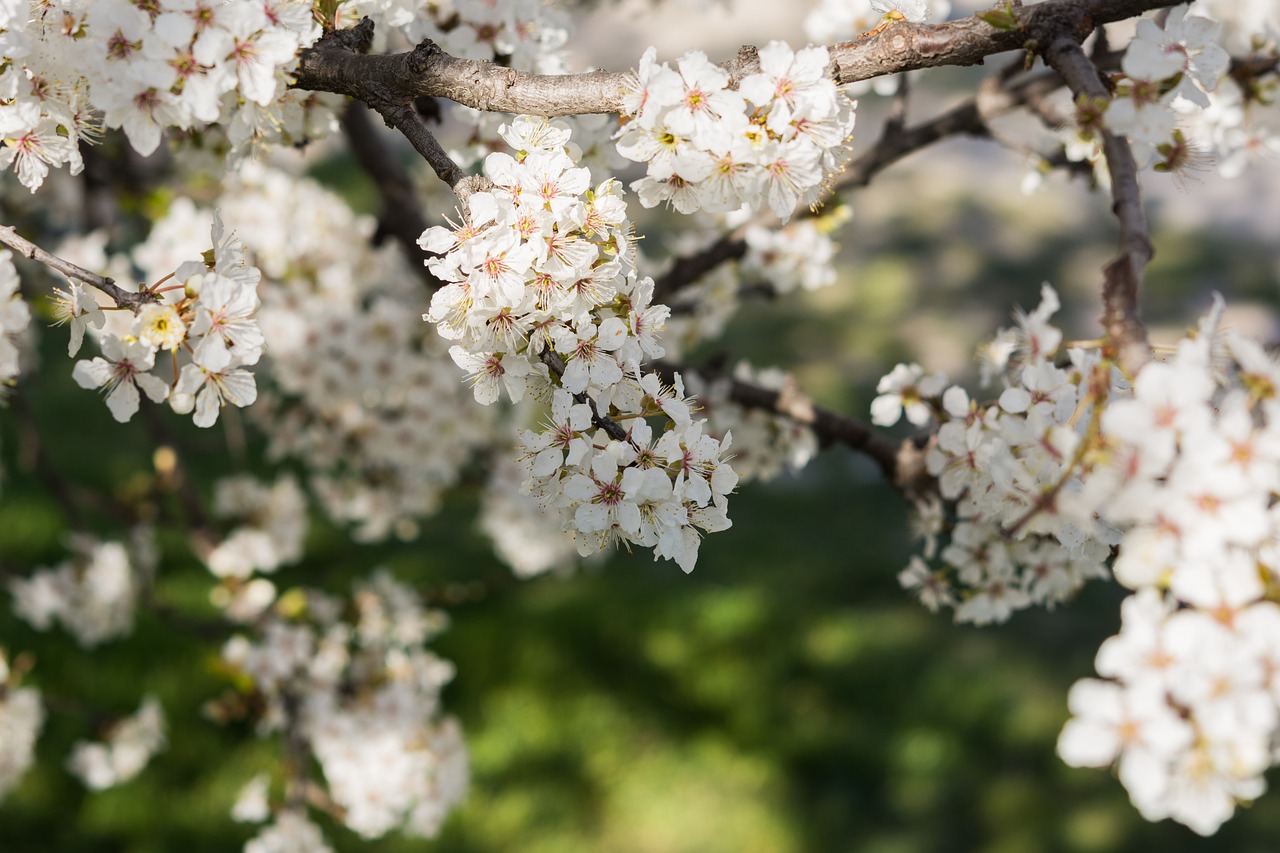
[4,98,1280,853]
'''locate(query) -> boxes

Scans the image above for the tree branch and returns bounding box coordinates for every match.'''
[360,92,493,210]
[0,225,158,312]
[655,67,1068,303]
[1043,38,1152,375]
[379,101,469,189]
[341,101,442,287]
[653,234,749,303]
[836,68,1065,192]
[293,1,1181,116]
[830,0,1174,82]
[667,362,930,496]
[538,347,629,442]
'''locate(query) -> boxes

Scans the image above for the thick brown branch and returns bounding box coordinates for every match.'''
[294,1,1181,116]
[830,0,1176,82]
[0,225,157,312]
[1044,38,1152,375]
[296,28,626,115]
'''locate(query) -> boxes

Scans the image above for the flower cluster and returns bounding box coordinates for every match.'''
[1010,4,1280,189]
[207,475,307,579]
[244,811,335,853]
[888,287,1112,624]
[888,284,1280,831]
[1105,6,1230,150]
[201,473,309,622]
[9,533,152,647]
[0,0,320,191]
[218,167,500,541]
[1055,308,1280,834]
[342,0,571,75]
[476,360,815,579]
[683,362,820,484]
[0,652,43,804]
[616,41,857,220]
[741,216,841,295]
[422,117,738,571]
[119,167,499,544]
[219,572,466,844]
[67,696,167,791]
[70,212,263,428]
[0,250,30,394]
[399,0,570,75]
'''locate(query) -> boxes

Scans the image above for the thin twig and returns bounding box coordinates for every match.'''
[281,689,310,812]
[362,95,493,208]
[0,224,158,312]
[1043,37,1152,375]
[653,233,749,303]
[663,361,930,495]
[341,100,442,287]
[654,68,1067,302]
[538,347,629,442]
[884,72,911,139]
[378,101,468,188]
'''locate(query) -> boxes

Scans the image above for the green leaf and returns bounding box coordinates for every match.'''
[977,4,1019,31]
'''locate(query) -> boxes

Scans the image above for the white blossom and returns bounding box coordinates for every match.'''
[67,696,167,790]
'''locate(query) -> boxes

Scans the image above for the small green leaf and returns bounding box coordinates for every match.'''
[977,4,1019,31]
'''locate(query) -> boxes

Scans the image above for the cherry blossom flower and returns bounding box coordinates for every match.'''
[50,281,105,357]
[0,659,43,804]
[135,303,187,352]
[174,337,258,427]
[72,334,170,422]
[872,0,929,23]
[1124,6,1229,108]
[67,696,167,791]
[191,271,265,365]
[449,345,531,404]
[0,251,31,383]
[870,362,946,427]
[617,42,855,220]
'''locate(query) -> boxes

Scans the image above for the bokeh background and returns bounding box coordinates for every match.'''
[4,0,1280,850]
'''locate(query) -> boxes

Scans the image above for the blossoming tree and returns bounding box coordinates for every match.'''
[1,0,1279,846]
